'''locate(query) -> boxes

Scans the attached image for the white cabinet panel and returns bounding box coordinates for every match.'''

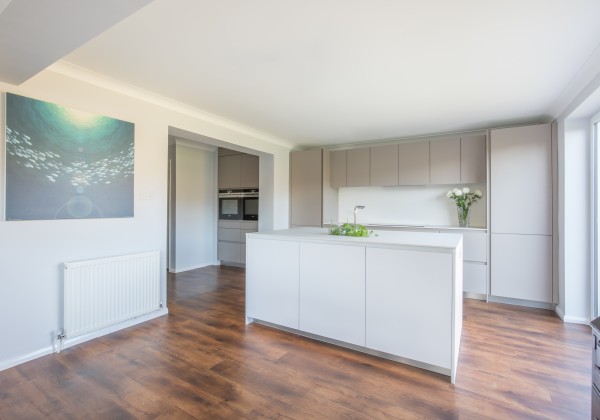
[437,230,487,263]
[246,238,300,329]
[490,124,551,235]
[430,137,461,185]
[398,141,430,185]
[464,262,487,294]
[462,231,487,263]
[491,234,552,303]
[366,247,453,369]
[299,243,365,346]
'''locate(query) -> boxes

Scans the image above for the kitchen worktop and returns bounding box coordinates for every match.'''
[248,227,463,251]
[328,222,487,232]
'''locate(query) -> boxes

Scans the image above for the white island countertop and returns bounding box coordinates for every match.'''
[249,227,463,252]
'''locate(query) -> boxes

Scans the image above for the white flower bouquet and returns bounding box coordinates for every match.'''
[446,187,483,227]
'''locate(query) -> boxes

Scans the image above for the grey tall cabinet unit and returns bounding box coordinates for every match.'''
[290,149,338,227]
[490,124,553,303]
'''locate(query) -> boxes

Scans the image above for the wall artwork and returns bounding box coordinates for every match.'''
[4,93,134,220]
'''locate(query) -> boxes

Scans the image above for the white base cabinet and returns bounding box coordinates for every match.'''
[491,233,552,303]
[366,248,454,369]
[246,238,299,329]
[246,228,463,383]
[463,263,487,295]
[299,243,365,346]
[438,229,487,296]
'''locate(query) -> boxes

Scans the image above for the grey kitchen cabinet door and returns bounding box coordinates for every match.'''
[491,233,552,303]
[330,150,347,188]
[490,124,551,235]
[240,154,259,188]
[460,134,486,184]
[370,144,399,186]
[430,137,461,185]
[290,149,323,227]
[398,141,430,185]
[218,154,241,189]
[346,147,370,187]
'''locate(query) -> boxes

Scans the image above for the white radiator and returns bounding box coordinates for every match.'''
[63,251,161,339]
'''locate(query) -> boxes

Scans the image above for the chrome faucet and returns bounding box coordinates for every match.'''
[354,205,365,226]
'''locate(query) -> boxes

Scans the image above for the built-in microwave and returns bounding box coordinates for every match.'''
[218,189,258,221]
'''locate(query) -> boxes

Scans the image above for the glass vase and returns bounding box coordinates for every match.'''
[457,206,471,228]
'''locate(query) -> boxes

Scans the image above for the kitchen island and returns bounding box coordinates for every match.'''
[246,227,463,383]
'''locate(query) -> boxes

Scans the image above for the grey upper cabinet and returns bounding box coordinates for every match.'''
[290,149,323,227]
[218,154,241,189]
[218,148,238,157]
[430,137,461,185]
[398,141,430,185]
[460,135,486,184]
[330,150,347,188]
[329,134,485,188]
[218,151,259,189]
[370,144,398,186]
[240,154,259,188]
[346,147,370,187]
[490,124,551,235]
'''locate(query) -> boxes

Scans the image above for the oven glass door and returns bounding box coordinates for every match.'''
[219,197,242,220]
[243,197,258,220]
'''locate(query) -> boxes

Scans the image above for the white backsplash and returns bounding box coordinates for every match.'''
[337,184,487,228]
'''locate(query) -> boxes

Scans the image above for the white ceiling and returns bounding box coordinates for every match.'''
[13,1,600,147]
[0,0,153,85]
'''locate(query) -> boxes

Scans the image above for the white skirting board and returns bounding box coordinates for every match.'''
[168,261,219,273]
[487,295,556,310]
[555,305,590,325]
[0,308,168,373]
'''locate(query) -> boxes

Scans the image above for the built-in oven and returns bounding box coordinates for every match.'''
[219,190,242,220]
[218,189,258,221]
[242,192,259,221]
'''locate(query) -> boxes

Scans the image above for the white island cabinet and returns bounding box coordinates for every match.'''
[246,227,463,383]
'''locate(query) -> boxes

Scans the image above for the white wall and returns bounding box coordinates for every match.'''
[337,184,487,228]
[0,67,292,370]
[172,143,216,272]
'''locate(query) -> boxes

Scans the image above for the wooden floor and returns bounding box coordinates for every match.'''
[0,266,592,419]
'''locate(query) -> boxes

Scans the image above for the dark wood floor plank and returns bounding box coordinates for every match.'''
[0,265,592,419]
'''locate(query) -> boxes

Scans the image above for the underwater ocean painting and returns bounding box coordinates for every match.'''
[5,93,134,220]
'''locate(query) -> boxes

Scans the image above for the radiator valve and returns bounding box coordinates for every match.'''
[57,330,66,353]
